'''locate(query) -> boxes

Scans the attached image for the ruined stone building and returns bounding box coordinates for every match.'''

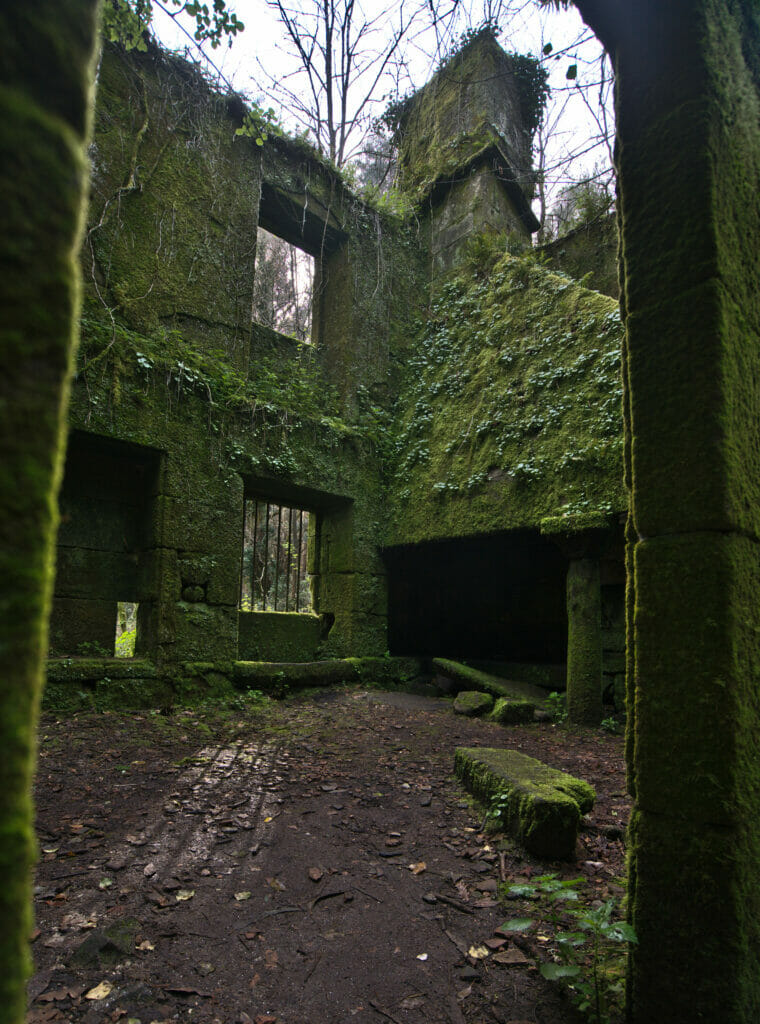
[47,33,624,720]
[5,3,760,1022]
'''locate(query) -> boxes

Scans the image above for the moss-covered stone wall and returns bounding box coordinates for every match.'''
[574,0,760,1019]
[0,3,100,1019]
[540,214,619,299]
[49,42,427,686]
[430,167,528,275]
[54,38,626,704]
[386,248,626,546]
[395,33,534,207]
[86,43,259,369]
[238,611,322,662]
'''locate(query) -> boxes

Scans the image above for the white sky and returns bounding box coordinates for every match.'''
[151,0,613,220]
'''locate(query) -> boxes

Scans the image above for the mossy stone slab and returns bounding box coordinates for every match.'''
[433,658,544,707]
[453,690,494,717]
[454,747,595,859]
[490,696,535,725]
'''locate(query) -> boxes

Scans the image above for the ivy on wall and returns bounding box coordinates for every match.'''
[386,239,626,545]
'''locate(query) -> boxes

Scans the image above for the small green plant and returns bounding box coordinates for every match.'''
[501,873,636,1024]
[76,640,111,658]
[600,716,622,735]
[546,690,567,723]
[235,103,283,147]
[486,789,513,829]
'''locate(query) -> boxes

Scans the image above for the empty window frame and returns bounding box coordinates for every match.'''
[252,227,315,344]
[240,499,313,613]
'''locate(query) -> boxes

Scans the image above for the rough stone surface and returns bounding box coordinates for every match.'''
[433,658,548,706]
[453,690,494,717]
[454,746,595,859]
[490,696,535,725]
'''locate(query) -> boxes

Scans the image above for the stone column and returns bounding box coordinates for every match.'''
[572,2,760,1021]
[0,4,100,1021]
[566,557,602,726]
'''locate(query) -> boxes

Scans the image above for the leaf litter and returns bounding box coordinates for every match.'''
[31,690,628,1023]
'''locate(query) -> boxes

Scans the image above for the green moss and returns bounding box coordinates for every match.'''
[87,45,259,364]
[46,658,158,683]
[490,696,535,725]
[42,659,238,712]
[234,659,359,693]
[393,32,544,208]
[453,690,494,716]
[0,4,99,1018]
[238,611,321,661]
[233,655,424,695]
[540,214,619,299]
[454,746,595,859]
[632,532,760,826]
[344,655,423,687]
[432,657,548,705]
[628,806,760,1022]
[386,253,625,545]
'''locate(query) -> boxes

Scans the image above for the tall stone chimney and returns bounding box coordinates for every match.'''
[395,31,541,276]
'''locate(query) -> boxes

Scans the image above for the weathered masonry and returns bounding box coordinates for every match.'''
[46,30,626,703]
[45,33,626,719]
[5,3,760,1023]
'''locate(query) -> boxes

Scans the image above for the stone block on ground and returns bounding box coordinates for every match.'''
[433,657,548,706]
[454,747,596,859]
[490,696,535,725]
[453,690,494,717]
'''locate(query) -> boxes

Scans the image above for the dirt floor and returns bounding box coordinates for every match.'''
[28,689,630,1024]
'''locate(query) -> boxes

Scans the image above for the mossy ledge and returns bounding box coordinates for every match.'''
[234,657,423,694]
[454,746,595,859]
[433,657,544,707]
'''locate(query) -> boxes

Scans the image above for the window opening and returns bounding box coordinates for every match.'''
[253,227,315,344]
[115,601,138,658]
[240,499,312,612]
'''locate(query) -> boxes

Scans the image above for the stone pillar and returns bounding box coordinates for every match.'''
[572,2,760,1020]
[0,4,100,1021]
[566,557,602,726]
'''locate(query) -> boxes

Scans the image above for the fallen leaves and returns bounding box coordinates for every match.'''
[36,985,86,1003]
[467,944,490,959]
[175,889,195,902]
[84,981,112,1000]
[492,946,531,966]
[497,918,534,934]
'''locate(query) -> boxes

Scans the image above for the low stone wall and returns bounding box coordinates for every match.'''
[237,611,322,662]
